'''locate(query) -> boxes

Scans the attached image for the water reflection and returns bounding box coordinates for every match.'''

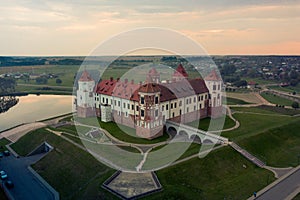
[0,95,73,132]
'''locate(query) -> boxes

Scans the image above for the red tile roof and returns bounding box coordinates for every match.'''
[79,70,94,82]
[138,83,161,93]
[173,63,188,78]
[204,69,222,81]
[95,78,208,102]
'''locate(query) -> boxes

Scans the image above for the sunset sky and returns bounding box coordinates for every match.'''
[0,0,299,56]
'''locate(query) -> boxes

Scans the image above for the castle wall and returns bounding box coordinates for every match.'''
[77,106,96,118]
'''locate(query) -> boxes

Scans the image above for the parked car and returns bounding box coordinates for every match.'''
[5,180,14,189]
[3,150,10,156]
[0,171,7,180]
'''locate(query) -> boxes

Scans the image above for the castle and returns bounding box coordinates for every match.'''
[76,64,223,139]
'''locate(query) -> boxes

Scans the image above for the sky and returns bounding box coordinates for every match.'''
[0,0,299,56]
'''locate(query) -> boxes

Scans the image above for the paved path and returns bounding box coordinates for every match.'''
[0,153,56,200]
[0,122,47,142]
[248,165,300,200]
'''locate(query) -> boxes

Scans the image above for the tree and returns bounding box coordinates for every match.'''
[35,77,48,84]
[292,102,299,109]
[56,78,62,85]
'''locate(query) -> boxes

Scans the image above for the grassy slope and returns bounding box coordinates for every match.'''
[145,147,275,200]
[238,120,300,167]
[226,97,251,105]
[0,138,10,151]
[187,116,236,131]
[11,128,117,200]
[223,112,294,141]
[261,92,294,106]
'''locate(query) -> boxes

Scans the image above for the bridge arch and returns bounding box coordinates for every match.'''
[203,139,214,144]
[167,126,177,137]
[178,130,189,138]
[190,135,202,144]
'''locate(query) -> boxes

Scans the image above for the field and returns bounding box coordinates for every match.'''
[238,120,300,167]
[226,97,251,105]
[224,108,296,141]
[268,85,300,94]
[261,92,294,106]
[226,92,263,104]
[145,147,275,200]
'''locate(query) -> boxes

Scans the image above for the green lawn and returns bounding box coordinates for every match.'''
[145,147,275,200]
[223,109,295,141]
[293,193,300,200]
[187,116,236,131]
[226,97,251,105]
[261,92,294,106]
[76,117,170,144]
[237,120,300,167]
[269,85,300,94]
[10,128,117,200]
[0,138,10,151]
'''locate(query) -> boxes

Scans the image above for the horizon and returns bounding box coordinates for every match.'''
[0,1,299,56]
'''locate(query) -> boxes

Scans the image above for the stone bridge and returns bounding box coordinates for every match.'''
[165,120,229,144]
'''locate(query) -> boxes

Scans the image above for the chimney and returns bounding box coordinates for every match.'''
[110,77,113,81]
[131,79,134,84]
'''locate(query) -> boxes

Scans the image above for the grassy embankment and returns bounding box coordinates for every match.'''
[225,106,300,167]
[261,92,294,106]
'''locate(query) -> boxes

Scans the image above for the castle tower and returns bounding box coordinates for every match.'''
[136,82,163,139]
[204,69,223,118]
[76,70,96,118]
[172,63,188,82]
[148,68,160,83]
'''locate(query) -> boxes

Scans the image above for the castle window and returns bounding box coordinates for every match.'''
[172,112,175,118]
[205,94,208,99]
[174,102,177,108]
[200,104,202,109]
[187,107,189,113]
[102,97,105,102]
[141,110,144,117]
[155,96,159,104]
[132,104,134,110]
[118,101,120,107]
[213,85,216,90]
[179,109,182,115]
[106,98,108,104]
[114,100,116,106]
[123,103,126,108]
[171,103,173,109]
[189,98,192,104]
[179,101,182,106]
[194,105,196,111]
[166,104,169,110]
[218,84,220,90]
[125,112,128,117]
[155,109,158,117]
[198,96,200,101]
[186,99,188,104]
[162,105,164,111]
[141,97,144,104]
[217,94,220,99]
[201,95,203,101]
[136,106,139,111]
[127,104,130,109]
[194,97,196,102]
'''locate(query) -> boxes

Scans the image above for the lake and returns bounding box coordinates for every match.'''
[0,95,73,132]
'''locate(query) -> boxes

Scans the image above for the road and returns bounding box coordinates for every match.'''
[249,166,300,200]
[0,153,55,200]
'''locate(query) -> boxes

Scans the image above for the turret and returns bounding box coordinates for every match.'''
[76,70,96,117]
